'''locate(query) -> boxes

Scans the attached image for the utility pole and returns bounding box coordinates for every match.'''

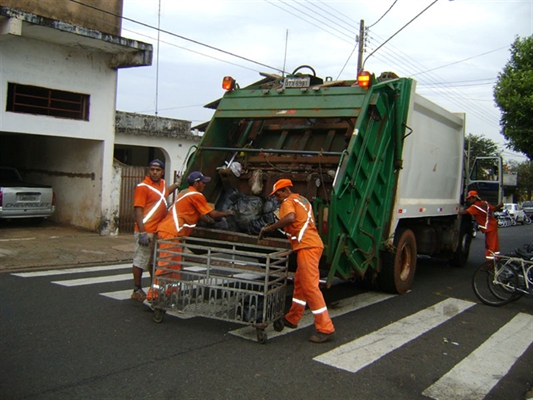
[357,19,365,74]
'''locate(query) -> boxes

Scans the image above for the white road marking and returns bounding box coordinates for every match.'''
[52,273,131,286]
[12,264,131,277]
[313,298,475,373]
[0,237,36,242]
[422,312,533,400]
[229,291,396,341]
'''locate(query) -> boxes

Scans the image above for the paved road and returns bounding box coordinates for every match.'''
[1,223,532,399]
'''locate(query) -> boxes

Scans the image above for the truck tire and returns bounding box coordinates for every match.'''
[378,228,417,294]
[451,217,472,268]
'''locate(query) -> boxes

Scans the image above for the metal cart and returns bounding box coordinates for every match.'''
[150,235,291,343]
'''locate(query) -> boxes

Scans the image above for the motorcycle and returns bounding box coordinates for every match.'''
[494,209,514,228]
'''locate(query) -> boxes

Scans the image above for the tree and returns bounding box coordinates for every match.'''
[464,133,500,172]
[494,36,533,160]
[516,160,533,201]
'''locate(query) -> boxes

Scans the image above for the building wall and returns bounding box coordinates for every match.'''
[0,35,119,232]
[0,0,123,35]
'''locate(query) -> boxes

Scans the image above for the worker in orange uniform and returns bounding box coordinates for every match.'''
[131,159,179,302]
[259,179,335,343]
[146,171,233,301]
[459,190,503,260]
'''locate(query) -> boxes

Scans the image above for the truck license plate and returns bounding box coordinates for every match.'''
[284,77,311,88]
[18,195,38,201]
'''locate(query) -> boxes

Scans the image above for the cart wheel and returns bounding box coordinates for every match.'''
[153,308,165,323]
[256,328,268,344]
[273,319,284,332]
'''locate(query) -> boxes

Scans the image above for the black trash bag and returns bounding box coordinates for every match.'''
[263,197,280,214]
[247,215,268,235]
[234,195,264,231]
[242,294,264,323]
[216,187,243,211]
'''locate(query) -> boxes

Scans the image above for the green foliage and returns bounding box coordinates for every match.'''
[464,133,500,172]
[516,161,533,201]
[494,36,533,160]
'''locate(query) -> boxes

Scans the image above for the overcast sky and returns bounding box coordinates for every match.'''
[116,0,532,162]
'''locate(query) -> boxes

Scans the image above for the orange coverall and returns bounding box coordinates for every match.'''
[147,187,213,300]
[281,193,335,335]
[466,200,500,259]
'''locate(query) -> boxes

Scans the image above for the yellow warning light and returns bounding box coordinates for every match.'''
[357,71,371,89]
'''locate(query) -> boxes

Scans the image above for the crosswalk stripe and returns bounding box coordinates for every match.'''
[229,291,396,341]
[313,298,475,373]
[52,273,131,287]
[12,264,131,277]
[422,312,533,400]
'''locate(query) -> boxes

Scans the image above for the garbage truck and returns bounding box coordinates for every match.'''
[180,65,473,294]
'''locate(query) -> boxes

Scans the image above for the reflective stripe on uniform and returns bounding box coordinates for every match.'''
[292,297,306,306]
[311,306,328,315]
[472,202,490,230]
[138,180,167,224]
[170,191,204,233]
[285,197,314,243]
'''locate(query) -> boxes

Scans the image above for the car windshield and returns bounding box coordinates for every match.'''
[523,201,533,207]
[504,204,514,210]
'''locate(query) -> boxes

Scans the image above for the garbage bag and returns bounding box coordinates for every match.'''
[234,195,264,231]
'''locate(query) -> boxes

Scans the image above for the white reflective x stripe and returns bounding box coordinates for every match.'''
[286,197,314,243]
[472,203,490,230]
[312,306,328,315]
[171,191,203,233]
[138,181,167,224]
[292,298,306,306]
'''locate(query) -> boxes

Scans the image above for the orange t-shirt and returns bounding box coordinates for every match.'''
[157,187,213,237]
[279,193,323,251]
[133,177,169,233]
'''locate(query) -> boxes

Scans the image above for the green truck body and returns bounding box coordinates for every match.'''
[183,67,471,294]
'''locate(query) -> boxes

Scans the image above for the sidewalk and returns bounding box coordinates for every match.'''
[0,220,134,272]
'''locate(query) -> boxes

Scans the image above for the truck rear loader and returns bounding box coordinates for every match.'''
[181,66,472,294]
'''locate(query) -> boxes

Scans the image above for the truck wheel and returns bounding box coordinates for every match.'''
[451,218,472,268]
[378,228,417,294]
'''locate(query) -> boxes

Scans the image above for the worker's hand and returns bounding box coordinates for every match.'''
[138,232,151,246]
[258,226,271,240]
[202,215,216,224]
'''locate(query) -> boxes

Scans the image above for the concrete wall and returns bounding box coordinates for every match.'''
[115,111,201,180]
[0,0,123,35]
[0,35,118,232]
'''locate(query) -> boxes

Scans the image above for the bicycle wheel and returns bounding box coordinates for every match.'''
[472,261,520,306]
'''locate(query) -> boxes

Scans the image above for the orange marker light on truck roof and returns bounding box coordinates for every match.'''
[222,76,236,91]
[357,71,371,88]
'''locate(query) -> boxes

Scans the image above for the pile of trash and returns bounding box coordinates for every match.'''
[198,188,283,236]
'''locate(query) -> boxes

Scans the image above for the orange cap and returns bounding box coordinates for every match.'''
[466,190,479,199]
[269,179,293,196]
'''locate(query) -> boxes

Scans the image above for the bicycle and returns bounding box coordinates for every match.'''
[472,254,533,307]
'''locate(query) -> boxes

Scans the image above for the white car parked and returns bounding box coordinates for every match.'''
[503,203,532,225]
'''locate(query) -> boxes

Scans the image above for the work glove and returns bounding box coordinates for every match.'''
[138,232,151,246]
[224,209,236,216]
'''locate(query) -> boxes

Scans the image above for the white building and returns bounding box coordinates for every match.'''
[0,2,200,234]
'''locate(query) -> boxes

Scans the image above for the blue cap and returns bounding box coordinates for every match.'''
[187,171,211,184]
[149,159,164,169]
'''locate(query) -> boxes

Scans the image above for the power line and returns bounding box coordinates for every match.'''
[411,45,510,77]
[69,0,284,73]
[368,0,398,28]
